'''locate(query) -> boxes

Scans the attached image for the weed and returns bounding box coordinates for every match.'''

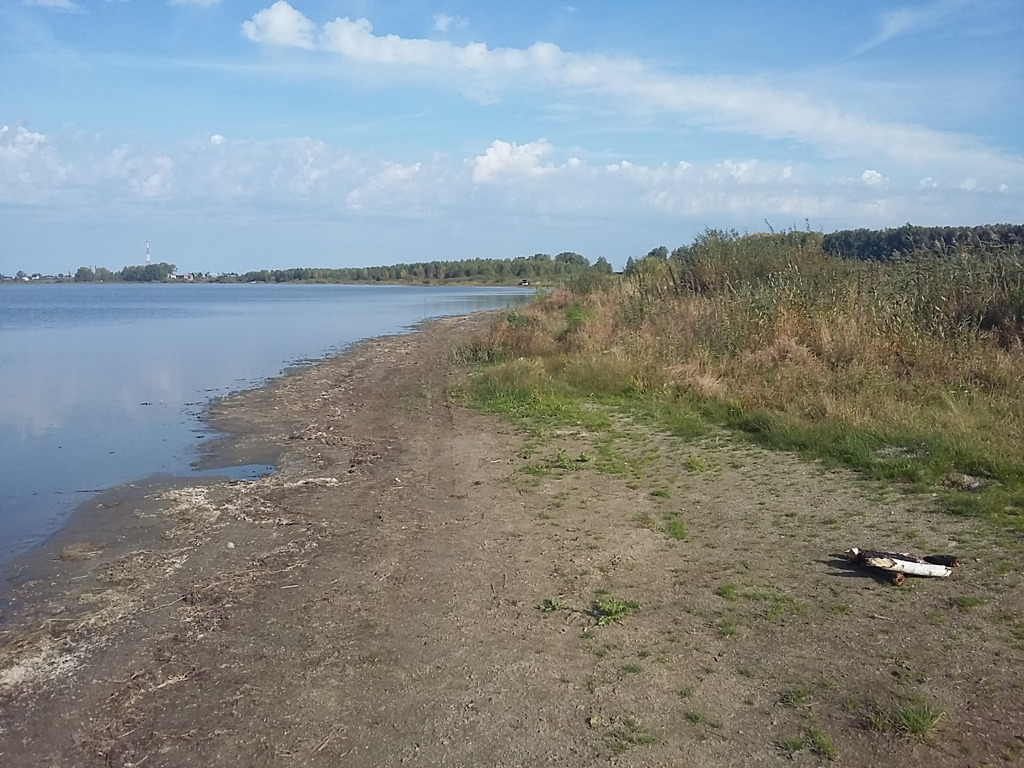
[607,716,657,753]
[892,696,945,738]
[780,735,807,754]
[952,595,989,609]
[635,512,659,531]
[594,595,640,626]
[807,726,838,760]
[684,454,709,472]
[621,662,643,675]
[685,710,706,724]
[781,686,814,708]
[677,686,696,699]
[867,693,946,739]
[538,597,565,613]
[716,583,739,601]
[664,515,687,540]
[650,487,671,498]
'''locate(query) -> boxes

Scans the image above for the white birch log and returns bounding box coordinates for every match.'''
[862,556,952,578]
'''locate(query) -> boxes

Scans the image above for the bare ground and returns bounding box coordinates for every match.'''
[2,313,1023,767]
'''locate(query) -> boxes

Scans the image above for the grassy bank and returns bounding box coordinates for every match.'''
[455,229,1024,538]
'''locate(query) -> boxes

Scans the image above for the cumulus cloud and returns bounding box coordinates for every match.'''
[0,124,71,200]
[5,123,1023,258]
[862,169,885,186]
[242,0,316,49]
[472,140,554,183]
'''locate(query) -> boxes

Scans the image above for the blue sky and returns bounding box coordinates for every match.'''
[2,0,1022,275]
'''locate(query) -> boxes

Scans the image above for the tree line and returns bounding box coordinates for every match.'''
[822,223,1024,261]
[72,252,613,284]
[75,262,177,282]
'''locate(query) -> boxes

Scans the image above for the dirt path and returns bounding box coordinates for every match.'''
[2,313,1022,767]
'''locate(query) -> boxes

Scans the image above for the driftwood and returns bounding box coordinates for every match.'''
[844,547,959,585]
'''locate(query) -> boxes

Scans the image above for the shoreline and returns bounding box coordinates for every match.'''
[2,311,1022,767]
[0,312,493,612]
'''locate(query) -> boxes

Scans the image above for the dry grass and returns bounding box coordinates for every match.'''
[461,230,1024,536]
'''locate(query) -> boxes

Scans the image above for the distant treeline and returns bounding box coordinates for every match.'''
[74,263,177,283]
[232,252,611,284]
[71,252,613,284]
[823,224,1024,261]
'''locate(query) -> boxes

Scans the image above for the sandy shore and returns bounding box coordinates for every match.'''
[2,312,1022,767]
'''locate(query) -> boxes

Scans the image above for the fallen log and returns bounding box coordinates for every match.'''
[862,556,952,578]
[843,547,958,583]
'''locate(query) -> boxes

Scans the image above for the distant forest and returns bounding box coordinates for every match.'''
[822,223,1024,261]
[69,252,613,284]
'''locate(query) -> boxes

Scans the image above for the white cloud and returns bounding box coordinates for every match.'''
[240,4,1024,187]
[5,124,1023,266]
[104,145,174,198]
[346,161,422,209]
[0,124,71,200]
[862,169,885,186]
[861,0,970,51]
[210,134,225,145]
[472,140,554,183]
[242,1,316,50]
[433,13,468,33]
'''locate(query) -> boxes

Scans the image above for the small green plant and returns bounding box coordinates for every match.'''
[594,595,640,625]
[684,454,709,472]
[807,726,838,760]
[717,583,738,601]
[621,662,643,675]
[650,487,670,498]
[607,715,657,753]
[664,515,687,540]
[538,596,565,613]
[685,710,706,724]
[635,512,659,531]
[952,594,988,609]
[677,685,695,699]
[892,696,945,738]
[781,734,807,754]
[780,686,814,708]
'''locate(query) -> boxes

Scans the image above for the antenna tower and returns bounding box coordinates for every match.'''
[146,240,151,264]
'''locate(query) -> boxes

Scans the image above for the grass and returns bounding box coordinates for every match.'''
[892,696,946,738]
[716,583,739,601]
[607,716,657,754]
[781,727,838,760]
[457,231,1024,545]
[867,693,946,740]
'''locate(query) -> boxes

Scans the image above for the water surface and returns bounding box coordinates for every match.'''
[0,283,530,561]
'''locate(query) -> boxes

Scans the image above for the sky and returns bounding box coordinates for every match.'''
[1,0,1022,275]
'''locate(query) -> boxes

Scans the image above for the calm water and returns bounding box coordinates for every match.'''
[0,283,531,562]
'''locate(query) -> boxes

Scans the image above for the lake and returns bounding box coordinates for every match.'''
[0,283,531,563]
